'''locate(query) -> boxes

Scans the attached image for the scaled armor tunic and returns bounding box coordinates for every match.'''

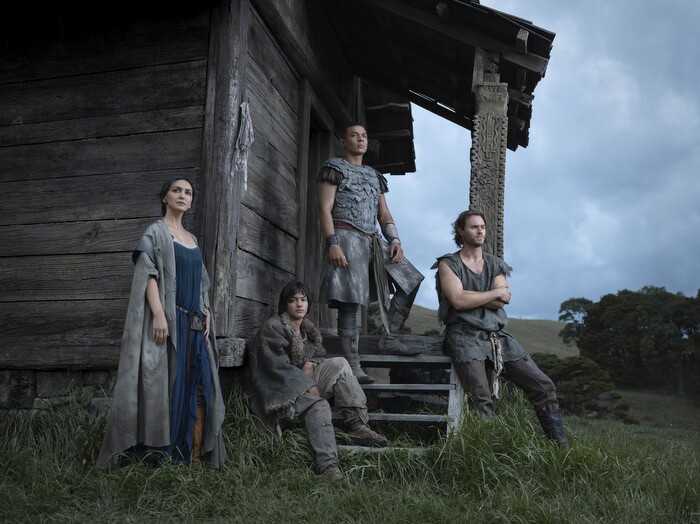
[434,251,529,364]
[318,157,424,307]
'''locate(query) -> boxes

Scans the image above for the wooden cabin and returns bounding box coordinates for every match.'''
[0,0,554,408]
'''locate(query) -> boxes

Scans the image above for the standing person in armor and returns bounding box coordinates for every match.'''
[433,210,569,448]
[316,123,424,384]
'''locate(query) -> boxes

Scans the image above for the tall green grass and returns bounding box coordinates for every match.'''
[1,386,697,523]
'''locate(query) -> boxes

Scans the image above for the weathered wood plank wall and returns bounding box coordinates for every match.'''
[0,0,362,369]
[233,6,302,339]
[0,9,211,368]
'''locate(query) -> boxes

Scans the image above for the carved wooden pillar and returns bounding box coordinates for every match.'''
[469,82,509,258]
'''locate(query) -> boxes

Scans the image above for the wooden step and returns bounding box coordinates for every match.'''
[337,445,428,455]
[333,412,452,423]
[354,354,451,368]
[369,412,453,423]
[320,333,463,430]
[321,334,444,355]
[361,383,454,392]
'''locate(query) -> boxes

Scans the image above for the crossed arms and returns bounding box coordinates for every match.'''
[437,260,511,311]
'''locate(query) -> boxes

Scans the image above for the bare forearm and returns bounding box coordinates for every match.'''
[318,209,335,237]
[484,299,507,310]
[449,289,506,311]
[316,182,338,238]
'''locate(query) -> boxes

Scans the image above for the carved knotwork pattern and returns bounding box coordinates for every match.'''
[469,84,508,258]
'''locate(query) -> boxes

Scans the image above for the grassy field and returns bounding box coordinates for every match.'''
[597,389,700,433]
[1,386,698,523]
[2,309,697,522]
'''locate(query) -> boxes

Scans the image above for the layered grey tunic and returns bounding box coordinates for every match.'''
[434,251,529,364]
[318,157,424,307]
[96,220,226,469]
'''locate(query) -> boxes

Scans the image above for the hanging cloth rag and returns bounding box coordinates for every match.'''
[233,101,255,190]
[489,332,504,399]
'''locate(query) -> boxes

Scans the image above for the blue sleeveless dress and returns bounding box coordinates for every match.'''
[169,241,213,463]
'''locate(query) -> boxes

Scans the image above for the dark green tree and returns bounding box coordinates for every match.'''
[573,286,699,394]
[531,353,614,414]
[558,297,593,344]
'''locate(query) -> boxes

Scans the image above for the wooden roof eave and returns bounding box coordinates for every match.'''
[370,0,551,77]
[321,0,554,150]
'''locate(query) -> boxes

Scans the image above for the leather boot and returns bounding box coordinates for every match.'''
[302,397,340,474]
[191,389,206,467]
[339,328,374,384]
[378,291,421,355]
[341,407,388,447]
[536,409,570,450]
[318,463,344,482]
[333,374,377,443]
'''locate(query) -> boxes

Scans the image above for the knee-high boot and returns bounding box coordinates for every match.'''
[338,328,374,384]
[535,409,570,450]
[299,396,342,480]
[378,289,420,355]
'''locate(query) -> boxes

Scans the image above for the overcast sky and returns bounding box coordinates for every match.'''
[386,0,700,320]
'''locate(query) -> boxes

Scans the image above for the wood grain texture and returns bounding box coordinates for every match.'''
[238,205,296,274]
[0,106,204,148]
[0,253,134,302]
[0,218,157,256]
[0,61,206,127]
[0,10,210,84]
[233,296,272,339]
[0,299,128,369]
[0,129,202,183]
[1,169,200,226]
[198,0,250,337]
[234,249,294,306]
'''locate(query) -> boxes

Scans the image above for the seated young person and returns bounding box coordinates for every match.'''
[245,280,388,481]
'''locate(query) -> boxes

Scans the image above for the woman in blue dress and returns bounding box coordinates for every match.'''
[97,177,227,469]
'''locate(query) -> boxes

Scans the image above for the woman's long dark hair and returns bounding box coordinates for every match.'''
[159,177,195,216]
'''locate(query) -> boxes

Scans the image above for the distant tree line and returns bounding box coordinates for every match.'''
[558,286,700,395]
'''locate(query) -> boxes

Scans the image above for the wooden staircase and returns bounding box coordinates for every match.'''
[322,334,464,431]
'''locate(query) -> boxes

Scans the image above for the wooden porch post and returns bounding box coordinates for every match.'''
[199,0,251,339]
[469,49,509,258]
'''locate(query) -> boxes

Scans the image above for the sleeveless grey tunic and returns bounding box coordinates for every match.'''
[434,251,529,363]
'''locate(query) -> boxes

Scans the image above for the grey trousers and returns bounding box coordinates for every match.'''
[291,357,367,471]
[454,358,560,418]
